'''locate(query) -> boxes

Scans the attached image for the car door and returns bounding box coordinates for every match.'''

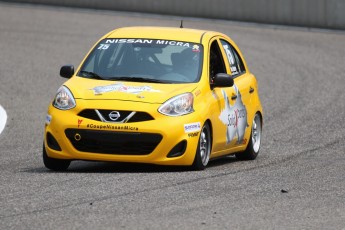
[219,38,255,147]
[207,38,238,156]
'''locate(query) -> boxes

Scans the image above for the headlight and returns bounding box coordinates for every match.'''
[53,86,76,110]
[158,93,194,116]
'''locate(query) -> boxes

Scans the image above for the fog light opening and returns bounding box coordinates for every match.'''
[167,140,187,158]
[74,133,81,141]
[46,132,62,151]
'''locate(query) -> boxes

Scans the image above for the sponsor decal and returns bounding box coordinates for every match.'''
[184,122,201,133]
[90,83,160,95]
[188,132,199,138]
[45,114,52,125]
[222,44,235,65]
[219,85,248,144]
[222,44,239,74]
[106,39,153,44]
[104,39,191,47]
[242,138,248,145]
[194,90,201,97]
[87,123,138,131]
[78,119,83,128]
[230,66,238,74]
[192,45,200,52]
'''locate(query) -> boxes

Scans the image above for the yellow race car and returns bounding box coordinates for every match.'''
[43,26,263,170]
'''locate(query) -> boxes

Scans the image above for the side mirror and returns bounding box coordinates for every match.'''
[60,65,74,78]
[212,73,234,88]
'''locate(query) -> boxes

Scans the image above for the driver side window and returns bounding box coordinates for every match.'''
[209,40,226,83]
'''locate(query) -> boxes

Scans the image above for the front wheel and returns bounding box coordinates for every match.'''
[236,113,262,160]
[43,144,71,171]
[192,123,211,170]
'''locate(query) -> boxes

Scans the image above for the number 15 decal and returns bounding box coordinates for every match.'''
[98,44,110,50]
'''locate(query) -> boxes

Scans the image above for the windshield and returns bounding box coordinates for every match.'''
[78,38,203,83]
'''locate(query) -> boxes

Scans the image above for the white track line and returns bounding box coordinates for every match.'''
[0,105,7,135]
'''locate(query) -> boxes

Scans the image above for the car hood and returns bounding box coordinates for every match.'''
[65,77,198,104]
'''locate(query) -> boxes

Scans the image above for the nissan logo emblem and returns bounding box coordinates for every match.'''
[109,111,120,121]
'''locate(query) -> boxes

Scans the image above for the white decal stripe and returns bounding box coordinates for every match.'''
[0,105,7,135]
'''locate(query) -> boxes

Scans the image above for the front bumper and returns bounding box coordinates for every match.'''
[44,99,203,166]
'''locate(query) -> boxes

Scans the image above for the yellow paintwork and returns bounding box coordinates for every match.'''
[44,26,263,166]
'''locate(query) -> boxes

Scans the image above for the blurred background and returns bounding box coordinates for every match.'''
[4,0,345,30]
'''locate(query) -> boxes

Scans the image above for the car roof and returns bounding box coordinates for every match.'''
[106,26,221,43]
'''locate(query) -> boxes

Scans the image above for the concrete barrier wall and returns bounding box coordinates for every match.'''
[3,0,345,30]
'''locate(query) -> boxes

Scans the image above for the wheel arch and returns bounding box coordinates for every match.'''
[204,119,213,152]
[256,110,263,129]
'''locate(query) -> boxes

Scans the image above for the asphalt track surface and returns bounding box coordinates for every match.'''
[1,3,345,229]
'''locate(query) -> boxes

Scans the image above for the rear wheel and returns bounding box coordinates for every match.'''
[192,123,211,170]
[43,144,71,171]
[236,113,262,160]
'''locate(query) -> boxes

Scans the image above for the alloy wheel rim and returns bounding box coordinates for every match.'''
[252,114,261,153]
[200,126,210,166]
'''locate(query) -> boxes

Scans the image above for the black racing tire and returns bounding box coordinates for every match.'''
[236,113,262,160]
[43,144,71,171]
[192,122,211,170]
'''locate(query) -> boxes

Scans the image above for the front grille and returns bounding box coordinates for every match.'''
[78,110,99,121]
[65,129,162,155]
[78,109,154,123]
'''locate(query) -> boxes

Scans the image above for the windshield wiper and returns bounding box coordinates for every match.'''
[79,71,104,80]
[110,76,165,83]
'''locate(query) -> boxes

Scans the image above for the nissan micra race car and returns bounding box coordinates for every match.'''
[43,26,263,171]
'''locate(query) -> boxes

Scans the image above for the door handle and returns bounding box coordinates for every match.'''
[231,95,237,100]
[249,87,254,94]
